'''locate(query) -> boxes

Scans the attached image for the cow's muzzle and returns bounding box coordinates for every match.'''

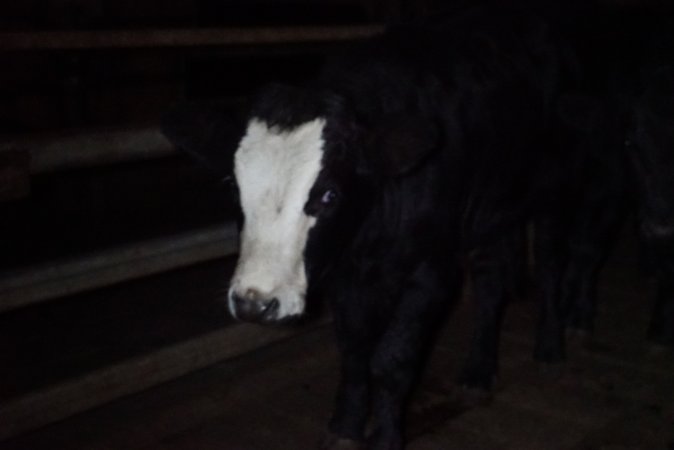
[229,288,280,324]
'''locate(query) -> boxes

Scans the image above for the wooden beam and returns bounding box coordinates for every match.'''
[0,223,239,313]
[0,127,176,174]
[0,25,385,51]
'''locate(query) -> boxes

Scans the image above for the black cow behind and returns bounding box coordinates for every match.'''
[540,10,674,356]
[628,34,674,349]
[491,91,629,370]
[160,6,633,449]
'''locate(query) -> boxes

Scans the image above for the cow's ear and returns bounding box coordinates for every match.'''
[160,101,245,176]
[359,113,438,177]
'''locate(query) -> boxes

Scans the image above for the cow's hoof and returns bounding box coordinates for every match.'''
[319,433,365,450]
[453,369,496,407]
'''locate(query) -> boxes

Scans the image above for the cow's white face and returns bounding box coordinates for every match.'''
[159,88,437,324]
[228,118,326,322]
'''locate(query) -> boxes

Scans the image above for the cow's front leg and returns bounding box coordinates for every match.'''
[326,287,381,447]
[326,347,372,446]
[367,262,459,450]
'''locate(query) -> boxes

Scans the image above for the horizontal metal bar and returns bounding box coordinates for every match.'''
[0,127,176,174]
[0,25,385,51]
[0,223,239,313]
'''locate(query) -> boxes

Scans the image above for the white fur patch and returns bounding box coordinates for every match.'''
[228,118,326,319]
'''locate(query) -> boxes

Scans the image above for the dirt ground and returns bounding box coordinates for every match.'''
[2,237,673,450]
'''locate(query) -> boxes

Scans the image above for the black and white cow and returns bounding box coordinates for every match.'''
[162,7,586,449]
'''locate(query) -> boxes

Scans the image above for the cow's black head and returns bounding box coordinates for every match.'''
[161,83,437,323]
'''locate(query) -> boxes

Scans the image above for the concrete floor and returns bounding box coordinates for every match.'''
[2,246,673,450]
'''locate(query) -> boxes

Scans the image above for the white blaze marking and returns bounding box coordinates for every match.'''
[229,118,325,319]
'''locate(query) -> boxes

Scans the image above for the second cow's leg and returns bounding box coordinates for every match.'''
[643,222,674,347]
[458,230,522,390]
[561,196,625,337]
[533,215,570,363]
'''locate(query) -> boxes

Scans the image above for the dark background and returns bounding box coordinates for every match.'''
[1,0,672,270]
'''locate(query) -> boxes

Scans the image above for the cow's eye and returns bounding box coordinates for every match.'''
[321,189,338,205]
[306,187,340,216]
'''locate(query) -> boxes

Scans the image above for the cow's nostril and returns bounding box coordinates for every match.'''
[264,298,280,316]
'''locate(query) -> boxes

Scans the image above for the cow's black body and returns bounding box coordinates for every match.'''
[160,6,671,449]
[304,12,581,447]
